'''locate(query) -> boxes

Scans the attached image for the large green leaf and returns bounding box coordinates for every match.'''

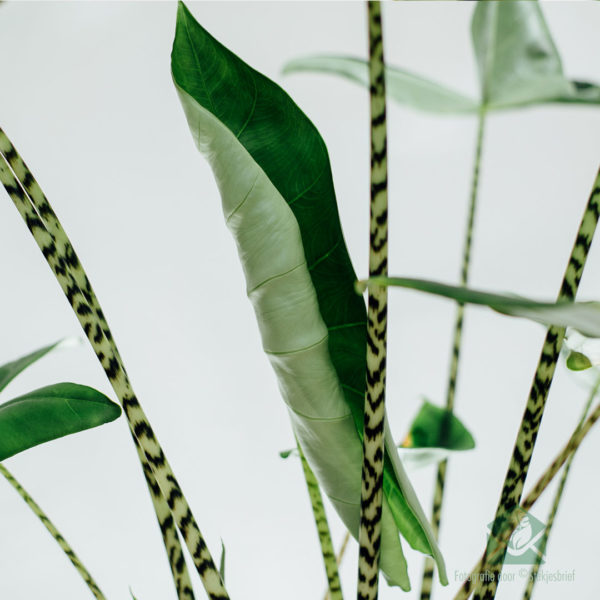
[0,382,121,461]
[283,56,479,114]
[471,1,598,109]
[0,338,77,394]
[172,1,446,588]
[283,3,600,114]
[359,276,600,338]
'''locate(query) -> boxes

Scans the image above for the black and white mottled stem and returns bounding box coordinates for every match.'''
[357,3,389,599]
[0,129,226,599]
[522,378,598,599]
[420,109,486,600]
[0,463,106,599]
[297,440,343,600]
[466,167,600,600]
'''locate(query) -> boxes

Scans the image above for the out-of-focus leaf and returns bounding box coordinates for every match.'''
[0,338,79,393]
[219,540,226,584]
[472,2,581,109]
[283,5,600,113]
[405,401,475,451]
[0,382,121,461]
[279,448,298,459]
[283,56,479,114]
[359,276,600,338]
[566,351,593,371]
[564,329,600,371]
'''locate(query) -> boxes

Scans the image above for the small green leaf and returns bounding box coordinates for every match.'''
[405,401,475,451]
[129,587,138,600]
[219,539,226,584]
[566,351,593,371]
[0,338,79,394]
[472,2,575,109]
[359,276,600,338]
[0,382,121,461]
[279,448,298,459]
[283,55,479,114]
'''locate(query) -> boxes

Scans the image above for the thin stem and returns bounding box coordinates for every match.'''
[297,440,343,600]
[324,531,352,600]
[357,2,389,600]
[453,378,600,600]
[471,167,600,600]
[0,130,226,599]
[0,463,105,599]
[420,109,486,600]
[522,378,599,600]
[0,130,194,598]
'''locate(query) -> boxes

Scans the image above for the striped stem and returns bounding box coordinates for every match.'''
[0,130,227,600]
[297,440,343,600]
[0,463,105,599]
[357,3,388,600]
[420,109,486,600]
[453,389,600,600]
[324,532,352,600]
[522,378,598,600]
[0,127,195,600]
[468,167,600,600]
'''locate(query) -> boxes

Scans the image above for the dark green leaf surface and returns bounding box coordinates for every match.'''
[283,56,479,114]
[0,382,121,461]
[0,339,71,393]
[361,276,600,338]
[172,2,446,586]
[407,401,475,451]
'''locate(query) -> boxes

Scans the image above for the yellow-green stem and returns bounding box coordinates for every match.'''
[357,3,388,599]
[420,109,486,600]
[0,463,105,599]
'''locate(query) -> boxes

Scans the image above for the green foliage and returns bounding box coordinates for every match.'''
[0,382,121,461]
[0,342,120,461]
[172,1,446,588]
[283,1,600,114]
[359,276,600,338]
[0,338,73,393]
[407,401,475,452]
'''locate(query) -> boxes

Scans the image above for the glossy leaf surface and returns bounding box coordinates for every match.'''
[172,1,446,588]
[0,382,121,461]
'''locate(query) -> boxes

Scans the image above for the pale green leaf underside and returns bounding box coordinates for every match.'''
[471,2,600,110]
[283,55,479,114]
[283,2,600,114]
[175,85,419,589]
[360,277,600,338]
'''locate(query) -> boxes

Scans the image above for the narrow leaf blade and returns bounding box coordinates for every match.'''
[0,338,77,393]
[362,276,600,338]
[283,55,478,114]
[0,382,121,461]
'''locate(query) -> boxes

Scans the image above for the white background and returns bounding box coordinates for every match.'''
[1,2,600,599]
